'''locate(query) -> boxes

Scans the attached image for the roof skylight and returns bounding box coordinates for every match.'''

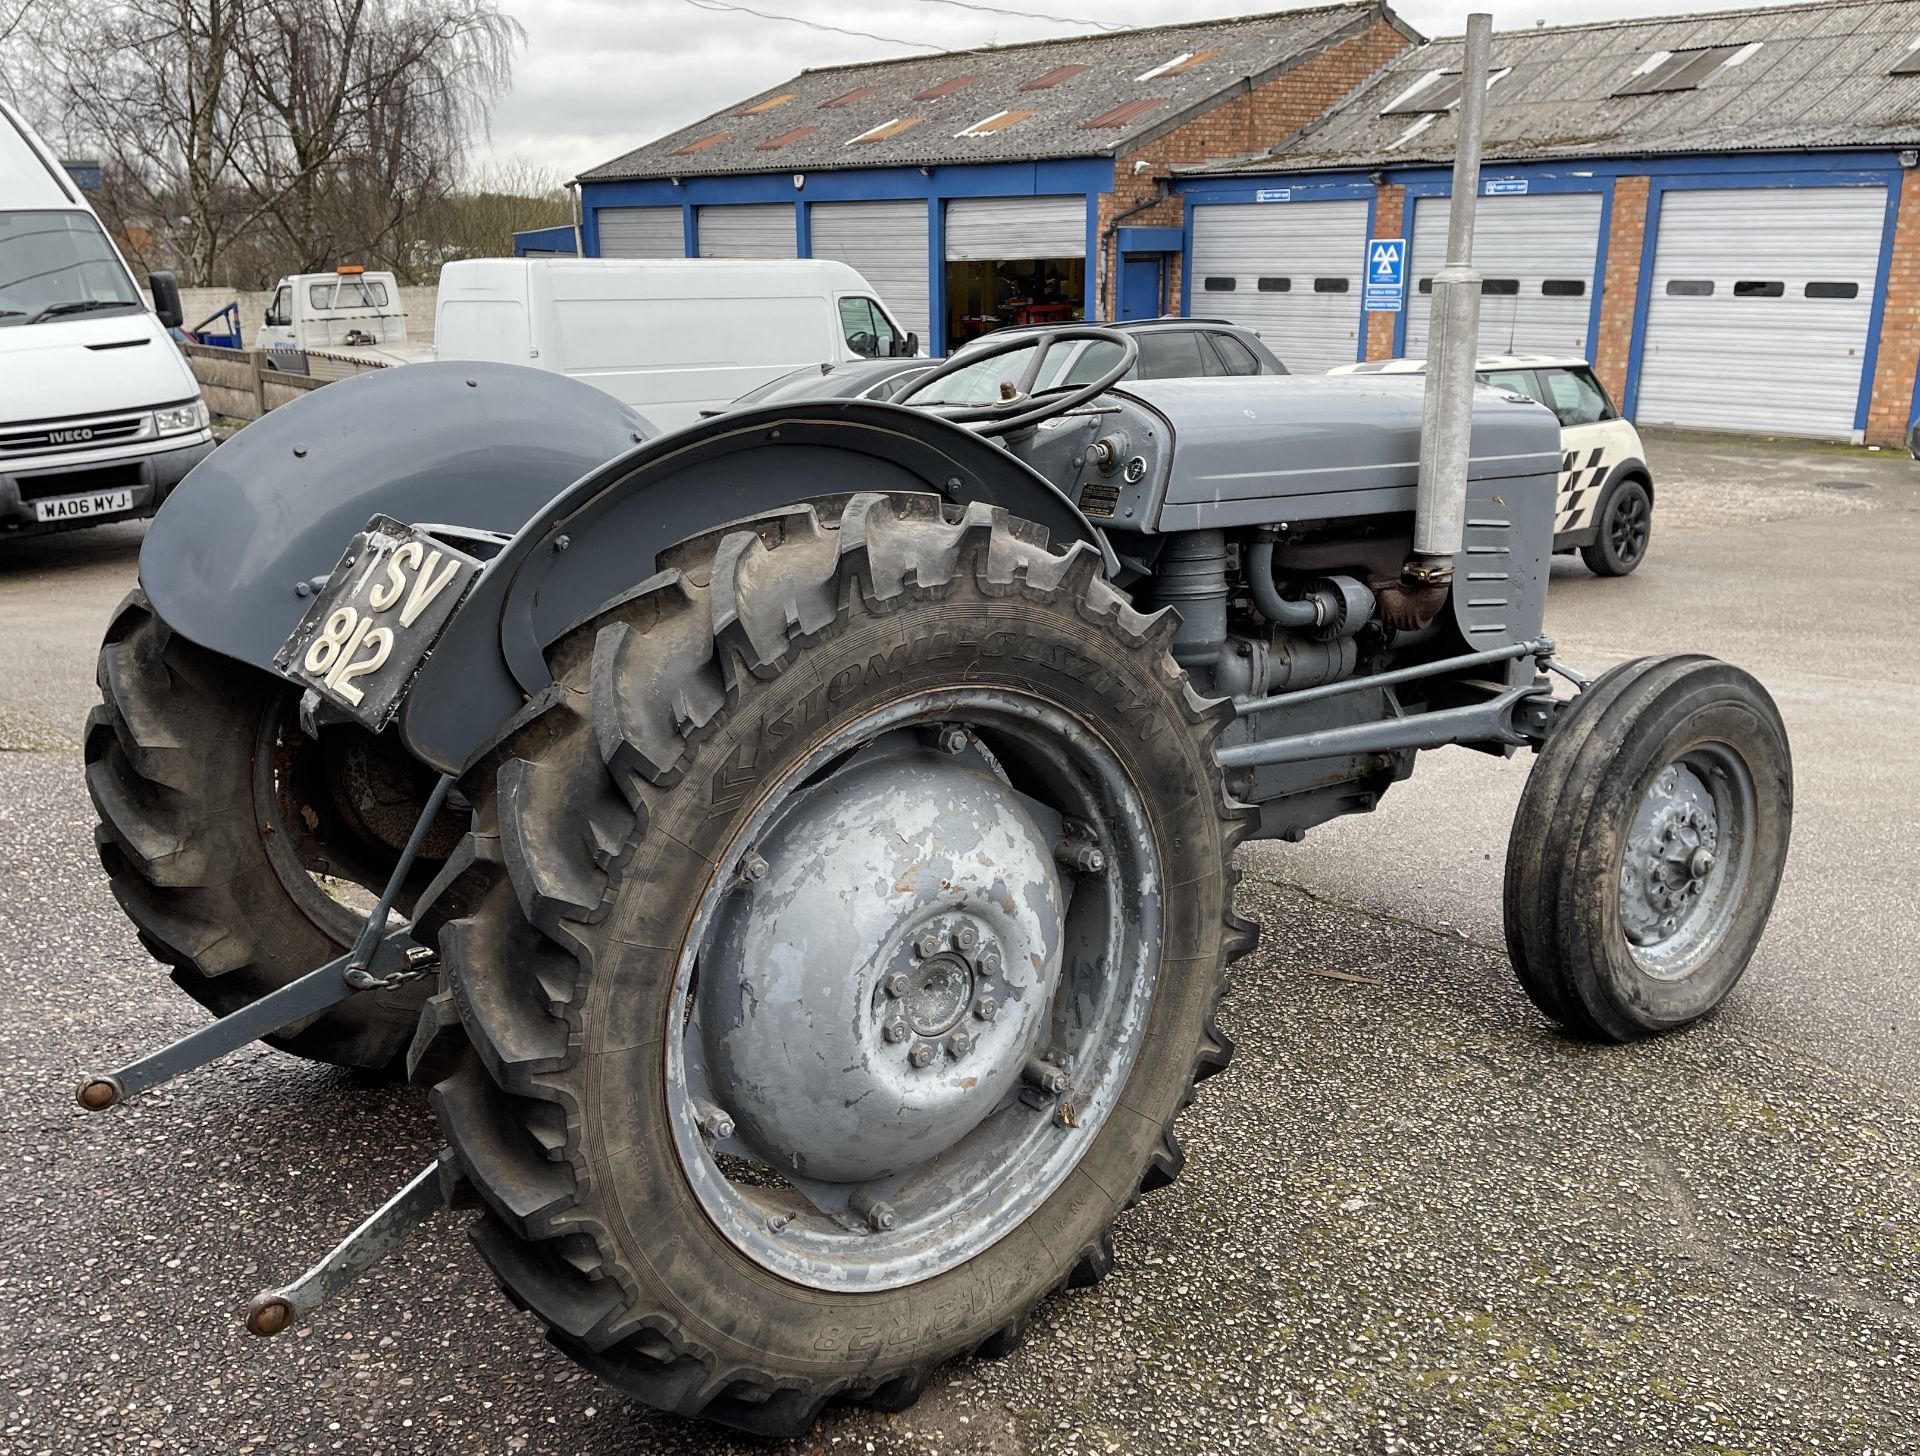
[956,109,1036,137]
[846,117,923,144]
[1615,44,1756,96]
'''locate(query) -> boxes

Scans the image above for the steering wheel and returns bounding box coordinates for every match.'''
[892,325,1139,438]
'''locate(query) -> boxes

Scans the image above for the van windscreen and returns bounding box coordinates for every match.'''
[0,211,141,327]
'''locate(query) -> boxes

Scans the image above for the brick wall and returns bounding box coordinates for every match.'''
[1095,16,1410,316]
[1364,184,1405,359]
[1591,175,1649,405]
[1865,175,1920,445]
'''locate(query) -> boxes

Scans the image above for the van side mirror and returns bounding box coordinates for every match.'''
[148,271,183,330]
[899,332,919,357]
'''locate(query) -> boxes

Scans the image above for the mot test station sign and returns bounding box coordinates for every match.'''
[1364,238,1405,312]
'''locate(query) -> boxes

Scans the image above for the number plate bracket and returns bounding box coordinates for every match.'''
[273,515,482,732]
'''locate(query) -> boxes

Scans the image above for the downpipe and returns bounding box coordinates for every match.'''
[1380,11,1493,633]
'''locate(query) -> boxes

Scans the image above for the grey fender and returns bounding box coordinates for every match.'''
[138,361,654,671]
[397,400,1111,774]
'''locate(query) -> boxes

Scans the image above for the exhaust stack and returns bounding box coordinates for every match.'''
[1385,12,1492,628]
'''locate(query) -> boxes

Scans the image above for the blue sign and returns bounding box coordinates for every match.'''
[1254,187,1291,203]
[1485,178,1528,195]
[1364,237,1405,313]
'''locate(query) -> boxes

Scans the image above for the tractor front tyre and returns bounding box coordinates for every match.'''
[1503,655,1792,1041]
[424,493,1255,1435]
[86,590,459,1071]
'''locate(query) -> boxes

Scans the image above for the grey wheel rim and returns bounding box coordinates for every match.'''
[1617,742,1755,980]
[664,689,1163,1291]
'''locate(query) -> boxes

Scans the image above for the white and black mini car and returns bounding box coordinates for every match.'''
[1331,354,1654,576]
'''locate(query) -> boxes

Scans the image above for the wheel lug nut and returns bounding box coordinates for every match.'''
[979,946,1002,973]
[974,996,998,1022]
[851,1191,896,1232]
[914,931,943,958]
[953,924,978,952]
[936,725,969,755]
[882,972,909,999]
[909,1042,936,1069]
[694,1102,735,1141]
[946,1031,972,1060]
[1054,837,1106,875]
[1023,1057,1069,1096]
[883,1018,910,1044]
[738,850,769,883]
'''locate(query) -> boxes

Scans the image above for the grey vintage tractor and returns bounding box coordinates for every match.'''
[76,43,1790,1420]
[77,325,1791,1434]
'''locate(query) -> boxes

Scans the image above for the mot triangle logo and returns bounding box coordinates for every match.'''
[1369,240,1404,277]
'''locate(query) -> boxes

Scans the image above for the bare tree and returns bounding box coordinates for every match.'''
[431,159,573,263]
[231,0,521,278]
[22,0,519,286]
[29,0,261,284]
[0,0,35,47]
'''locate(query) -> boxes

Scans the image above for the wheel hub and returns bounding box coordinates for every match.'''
[700,738,1065,1183]
[1620,765,1721,947]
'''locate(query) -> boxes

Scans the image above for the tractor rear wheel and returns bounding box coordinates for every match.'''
[423,493,1254,1435]
[87,591,461,1070]
[1503,655,1791,1041]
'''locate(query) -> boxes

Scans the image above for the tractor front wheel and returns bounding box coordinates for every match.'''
[1503,655,1792,1041]
[423,493,1254,1434]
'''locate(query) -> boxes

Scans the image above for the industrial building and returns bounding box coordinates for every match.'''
[1178,0,1920,443]
[562,0,1920,444]
[569,3,1414,355]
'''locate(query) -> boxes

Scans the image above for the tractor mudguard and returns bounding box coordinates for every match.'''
[395,400,1111,774]
[137,361,655,675]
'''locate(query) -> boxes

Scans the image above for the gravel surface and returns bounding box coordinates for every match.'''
[1,432,1916,1454]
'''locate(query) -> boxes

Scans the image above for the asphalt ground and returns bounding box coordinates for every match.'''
[1,434,1916,1455]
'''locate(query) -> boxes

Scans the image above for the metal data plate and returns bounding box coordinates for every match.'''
[273,515,481,732]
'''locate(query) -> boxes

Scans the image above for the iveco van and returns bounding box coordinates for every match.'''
[0,100,213,537]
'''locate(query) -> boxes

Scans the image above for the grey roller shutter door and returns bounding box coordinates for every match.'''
[809,200,931,341]
[696,204,798,258]
[1404,192,1603,358]
[945,197,1085,260]
[1188,200,1368,373]
[1636,187,1885,439]
[597,206,684,258]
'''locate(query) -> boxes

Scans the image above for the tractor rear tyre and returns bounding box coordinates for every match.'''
[87,590,458,1070]
[423,493,1255,1435]
[1503,655,1791,1041]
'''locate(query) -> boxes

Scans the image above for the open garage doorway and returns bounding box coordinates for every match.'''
[944,196,1087,348]
[943,257,1086,346]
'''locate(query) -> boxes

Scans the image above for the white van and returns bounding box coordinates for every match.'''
[0,100,213,537]
[434,258,920,432]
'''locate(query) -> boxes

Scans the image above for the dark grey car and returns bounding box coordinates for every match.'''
[710,358,937,416]
[912,317,1286,406]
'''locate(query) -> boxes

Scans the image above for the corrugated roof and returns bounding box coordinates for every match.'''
[579,3,1417,181]
[1186,0,1920,176]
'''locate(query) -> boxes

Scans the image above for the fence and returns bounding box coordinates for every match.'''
[178,344,387,421]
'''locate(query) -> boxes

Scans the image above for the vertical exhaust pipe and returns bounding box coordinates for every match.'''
[1383,12,1492,629]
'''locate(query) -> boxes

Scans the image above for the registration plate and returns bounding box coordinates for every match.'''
[274,516,481,731]
[33,487,133,523]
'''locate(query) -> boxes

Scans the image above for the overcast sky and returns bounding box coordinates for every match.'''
[480,0,1810,182]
